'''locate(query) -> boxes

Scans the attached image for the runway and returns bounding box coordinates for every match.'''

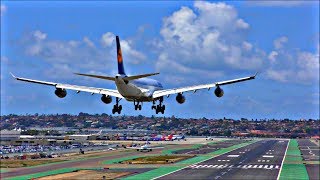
[158,140,288,180]
[174,140,244,155]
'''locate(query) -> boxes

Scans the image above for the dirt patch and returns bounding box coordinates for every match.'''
[0,159,65,168]
[121,155,193,164]
[36,170,131,180]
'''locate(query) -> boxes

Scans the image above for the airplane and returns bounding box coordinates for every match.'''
[10,35,257,114]
[127,141,164,152]
[164,134,174,141]
[172,134,186,141]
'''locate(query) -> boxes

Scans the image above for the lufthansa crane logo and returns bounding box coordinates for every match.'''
[118,49,123,63]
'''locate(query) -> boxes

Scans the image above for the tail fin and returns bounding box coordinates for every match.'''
[116,36,126,75]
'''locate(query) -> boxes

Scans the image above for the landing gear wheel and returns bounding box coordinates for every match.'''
[139,105,142,110]
[112,97,122,114]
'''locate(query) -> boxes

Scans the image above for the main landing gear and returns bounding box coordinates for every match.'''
[152,97,165,114]
[134,100,142,111]
[112,97,122,114]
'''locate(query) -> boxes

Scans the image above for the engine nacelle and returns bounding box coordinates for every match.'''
[101,95,112,104]
[176,93,186,104]
[214,86,224,98]
[55,88,67,98]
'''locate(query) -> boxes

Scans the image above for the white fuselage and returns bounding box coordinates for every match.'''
[115,76,163,102]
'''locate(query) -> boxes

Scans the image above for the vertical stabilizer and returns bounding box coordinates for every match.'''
[116,36,126,75]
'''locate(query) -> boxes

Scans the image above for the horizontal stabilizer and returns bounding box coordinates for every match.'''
[124,73,160,81]
[74,73,115,81]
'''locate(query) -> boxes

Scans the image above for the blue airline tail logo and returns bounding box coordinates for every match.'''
[116,36,126,75]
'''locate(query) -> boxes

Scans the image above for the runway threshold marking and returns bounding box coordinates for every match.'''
[263,155,274,158]
[123,140,258,180]
[188,164,280,169]
[227,155,239,157]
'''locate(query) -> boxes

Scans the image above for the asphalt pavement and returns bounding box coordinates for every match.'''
[158,140,288,180]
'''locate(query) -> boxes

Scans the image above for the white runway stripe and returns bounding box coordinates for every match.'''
[189,164,281,170]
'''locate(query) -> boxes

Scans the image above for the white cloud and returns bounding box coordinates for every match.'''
[242,41,253,51]
[101,32,114,47]
[120,40,146,63]
[83,36,95,48]
[33,30,47,41]
[273,36,288,49]
[268,51,278,62]
[266,36,319,83]
[236,19,249,29]
[155,1,263,84]
[1,4,6,16]
[23,30,146,79]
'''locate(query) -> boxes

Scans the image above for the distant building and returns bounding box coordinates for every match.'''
[0,130,21,142]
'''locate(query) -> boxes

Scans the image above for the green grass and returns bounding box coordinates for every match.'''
[0,168,10,173]
[122,140,258,180]
[102,155,145,165]
[279,139,309,180]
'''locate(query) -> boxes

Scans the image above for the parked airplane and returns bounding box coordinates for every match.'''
[11,36,257,114]
[172,134,186,141]
[127,141,164,152]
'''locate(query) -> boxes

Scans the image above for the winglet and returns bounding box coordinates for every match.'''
[253,72,259,78]
[10,72,17,79]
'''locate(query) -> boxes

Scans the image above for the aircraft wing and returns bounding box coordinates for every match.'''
[152,73,257,98]
[10,73,123,98]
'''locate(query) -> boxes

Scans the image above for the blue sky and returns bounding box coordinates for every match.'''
[1,1,319,119]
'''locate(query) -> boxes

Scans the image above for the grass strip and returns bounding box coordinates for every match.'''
[279,139,309,180]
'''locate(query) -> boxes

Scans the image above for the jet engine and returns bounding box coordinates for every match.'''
[214,86,224,98]
[101,95,112,104]
[55,88,67,98]
[176,93,186,104]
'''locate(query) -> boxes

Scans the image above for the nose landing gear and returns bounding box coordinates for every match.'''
[112,97,122,114]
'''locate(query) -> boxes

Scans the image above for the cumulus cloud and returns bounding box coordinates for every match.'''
[266,37,319,83]
[1,4,6,16]
[23,30,146,79]
[273,36,288,49]
[83,36,95,48]
[33,30,47,41]
[268,51,278,62]
[155,1,264,84]
[101,32,114,47]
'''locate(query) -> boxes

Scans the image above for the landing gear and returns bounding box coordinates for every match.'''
[112,97,122,114]
[134,100,142,111]
[153,97,165,114]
